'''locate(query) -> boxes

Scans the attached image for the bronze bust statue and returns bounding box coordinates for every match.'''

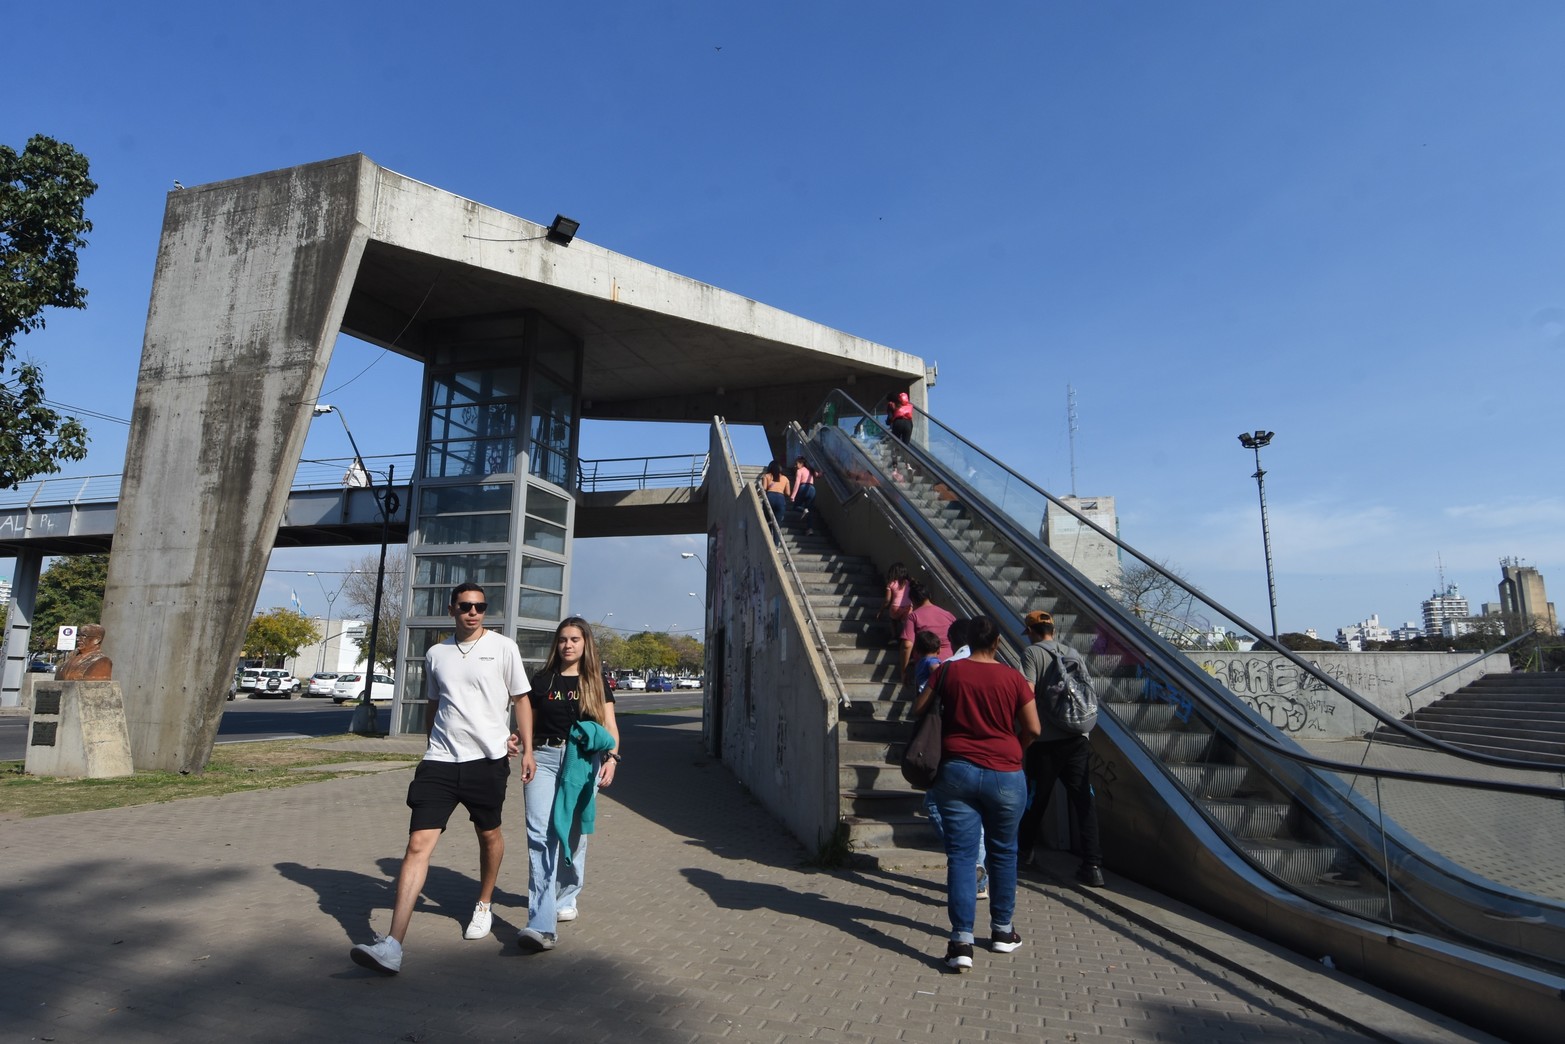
[57,623,113,681]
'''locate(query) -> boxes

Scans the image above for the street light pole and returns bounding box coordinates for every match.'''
[312,404,399,735]
[1237,430,1279,641]
[307,570,354,674]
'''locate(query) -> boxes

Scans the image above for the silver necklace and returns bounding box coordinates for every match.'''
[456,630,484,657]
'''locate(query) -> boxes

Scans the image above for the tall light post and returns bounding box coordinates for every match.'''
[313,405,399,735]
[1237,430,1279,641]
[306,569,355,673]
[680,551,706,570]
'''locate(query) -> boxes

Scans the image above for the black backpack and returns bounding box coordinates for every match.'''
[1037,640,1098,735]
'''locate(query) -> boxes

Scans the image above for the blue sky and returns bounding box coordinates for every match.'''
[8,1,1565,639]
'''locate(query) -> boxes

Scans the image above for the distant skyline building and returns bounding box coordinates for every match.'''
[1336,613,1391,651]
[1422,583,1471,638]
[1497,558,1557,635]
[1045,495,1122,589]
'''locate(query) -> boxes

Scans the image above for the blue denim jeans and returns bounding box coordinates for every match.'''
[930,757,1026,943]
[523,743,594,934]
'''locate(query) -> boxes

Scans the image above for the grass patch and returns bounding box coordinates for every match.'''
[0,735,418,819]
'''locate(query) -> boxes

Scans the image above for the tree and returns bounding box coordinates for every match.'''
[1277,631,1341,652]
[1,135,97,490]
[670,634,705,672]
[622,631,677,673]
[243,609,320,665]
[341,548,405,671]
[596,629,628,672]
[1108,559,1210,646]
[29,553,108,654]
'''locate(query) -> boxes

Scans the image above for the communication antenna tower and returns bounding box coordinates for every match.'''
[1067,385,1079,497]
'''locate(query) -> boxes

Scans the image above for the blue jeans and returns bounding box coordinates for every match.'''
[930,757,1026,943]
[523,744,594,934]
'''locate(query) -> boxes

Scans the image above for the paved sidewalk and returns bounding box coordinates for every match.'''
[1,712,1497,1043]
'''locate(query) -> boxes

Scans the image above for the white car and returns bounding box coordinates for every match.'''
[332,672,395,703]
[252,669,301,698]
[626,676,647,691]
[676,676,703,689]
[305,672,340,697]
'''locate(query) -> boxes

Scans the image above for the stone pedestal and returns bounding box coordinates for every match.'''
[25,681,135,778]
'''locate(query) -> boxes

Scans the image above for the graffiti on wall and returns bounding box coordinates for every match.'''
[1192,654,1382,734]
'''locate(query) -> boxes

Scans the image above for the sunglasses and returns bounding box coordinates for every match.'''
[454,601,488,614]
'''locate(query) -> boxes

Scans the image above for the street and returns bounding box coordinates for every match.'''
[1,687,703,762]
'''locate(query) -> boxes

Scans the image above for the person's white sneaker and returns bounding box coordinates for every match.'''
[350,935,402,974]
[463,901,493,940]
[556,906,578,922]
[516,927,557,951]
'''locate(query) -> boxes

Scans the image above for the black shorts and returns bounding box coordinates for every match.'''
[406,757,510,833]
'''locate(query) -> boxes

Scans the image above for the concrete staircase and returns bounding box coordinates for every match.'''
[1371,672,1565,764]
[776,525,943,867]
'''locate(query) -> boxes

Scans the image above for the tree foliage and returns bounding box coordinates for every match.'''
[29,554,108,654]
[1,135,97,489]
[341,549,405,670]
[1277,631,1341,652]
[244,608,320,665]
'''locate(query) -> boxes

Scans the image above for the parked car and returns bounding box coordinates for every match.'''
[602,669,617,692]
[645,675,674,693]
[676,676,703,690]
[332,672,395,703]
[237,668,263,694]
[27,659,56,674]
[305,672,340,697]
[625,676,647,691]
[252,668,301,698]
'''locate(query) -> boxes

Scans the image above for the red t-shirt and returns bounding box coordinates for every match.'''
[933,658,1034,771]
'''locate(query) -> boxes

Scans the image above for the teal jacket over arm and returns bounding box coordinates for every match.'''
[552,719,616,859]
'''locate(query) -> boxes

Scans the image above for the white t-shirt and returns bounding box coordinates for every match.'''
[423,630,530,762]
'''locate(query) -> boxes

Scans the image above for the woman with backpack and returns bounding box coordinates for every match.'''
[909,615,1040,973]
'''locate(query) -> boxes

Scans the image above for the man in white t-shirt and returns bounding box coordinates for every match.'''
[351,583,534,974]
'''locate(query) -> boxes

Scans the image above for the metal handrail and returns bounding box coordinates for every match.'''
[0,455,415,509]
[576,453,708,493]
[1404,632,1533,713]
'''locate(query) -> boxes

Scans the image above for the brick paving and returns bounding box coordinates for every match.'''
[0,711,1497,1043]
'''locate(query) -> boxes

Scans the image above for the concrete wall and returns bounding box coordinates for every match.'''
[705,423,840,853]
[101,156,373,772]
[1186,650,1508,739]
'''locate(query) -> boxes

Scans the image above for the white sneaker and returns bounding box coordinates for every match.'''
[516,927,557,952]
[350,934,402,974]
[464,901,492,940]
[556,906,578,922]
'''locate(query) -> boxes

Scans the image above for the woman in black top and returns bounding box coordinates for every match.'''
[517,617,620,951]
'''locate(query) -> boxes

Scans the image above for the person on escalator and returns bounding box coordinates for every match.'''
[1017,610,1104,888]
[879,562,912,645]
[885,391,914,444]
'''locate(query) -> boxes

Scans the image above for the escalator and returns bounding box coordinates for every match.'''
[784,390,1565,1042]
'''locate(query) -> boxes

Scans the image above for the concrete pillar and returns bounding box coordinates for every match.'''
[1,548,44,707]
[101,156,373,772]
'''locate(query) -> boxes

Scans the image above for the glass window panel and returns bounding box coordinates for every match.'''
[520,556,564,592]
[409,586,507,619]
[515,590,562,620]
[424,439,515,478]
[420,513,512,545]
[407,628,454,655]
[515,627,557,662]
[420,484,511,516]
[528,370,574,486]
[414,552,509,588]
[526,486,570,527]
[522,516,566,555]
[430,368,520,409]
[399,694,431,735]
